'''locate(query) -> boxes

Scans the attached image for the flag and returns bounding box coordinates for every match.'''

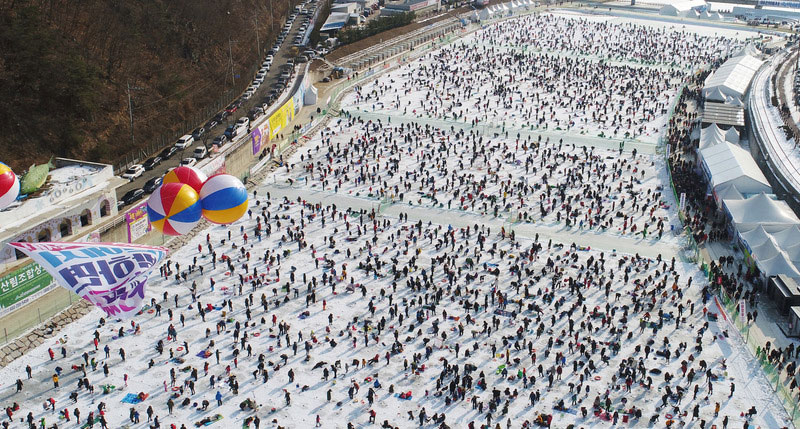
[8,242,167,319]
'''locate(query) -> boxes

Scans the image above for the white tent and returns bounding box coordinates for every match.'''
[700,124,740,149]
[700,142,772,198]
[304,85,318,105]
[724,126,740,144]
[703,54,764,104]
[724,193,800,232]
[751,236,782,261]
[757,252,800,278]
[771,226,800,249]
[716,182,744,202]
[660,0,707,16]
[740,224,772,249]
[784,245,800,266]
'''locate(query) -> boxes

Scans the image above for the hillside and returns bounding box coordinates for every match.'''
[0,0,296,172]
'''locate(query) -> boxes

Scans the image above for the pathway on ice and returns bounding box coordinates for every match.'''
[260,183,678,259]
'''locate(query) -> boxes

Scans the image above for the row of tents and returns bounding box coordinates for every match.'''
[697,122,800,279]
[696,48,800,280]
[471,0,537,21]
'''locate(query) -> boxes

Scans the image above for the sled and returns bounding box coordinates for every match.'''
[199,414,224,427]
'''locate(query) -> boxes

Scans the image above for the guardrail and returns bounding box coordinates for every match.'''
[749,51,800,211]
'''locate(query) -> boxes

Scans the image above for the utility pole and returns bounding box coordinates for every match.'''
[228,37,236,88]
[126,80,144,148]
[255,16,260,56]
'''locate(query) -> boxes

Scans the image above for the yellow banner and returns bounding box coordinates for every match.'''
[268,98,295,139]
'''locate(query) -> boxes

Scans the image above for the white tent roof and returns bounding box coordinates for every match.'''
[724,126,740,144]
[703,54,764,101]
[700,124,740,149]
[716,182,744,201]
[751,236,782,261]
[660,0,707,15]
[700,124,726,149]
[757,251,800,278]
[725,193,800,232]
[771,226,800,249]
[740,224,772,249]
[704,87,731,103]
[701,142,771,195]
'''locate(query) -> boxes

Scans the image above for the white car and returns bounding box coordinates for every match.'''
[180,157,197,167]
[174,134,194,149]
[242,90,254,100]
[193,146,208,160]
[121,164,145,181]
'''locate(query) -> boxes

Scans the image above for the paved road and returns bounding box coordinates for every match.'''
[258,183,680,259]
[115,5,314,204]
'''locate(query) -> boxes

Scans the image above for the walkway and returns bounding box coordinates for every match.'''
[259,183,680,259]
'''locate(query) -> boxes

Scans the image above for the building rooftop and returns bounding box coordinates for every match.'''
[0,158,124,243]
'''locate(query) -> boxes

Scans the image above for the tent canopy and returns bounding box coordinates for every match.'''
[771,226,800,249]
[701,142,771,195]
[703,54,764,102]
[725,193,800,232]
[757,251,800,278]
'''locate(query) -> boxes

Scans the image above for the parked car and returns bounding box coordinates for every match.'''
[180,158,197,167]
[242,89,254,100]
[142,156,162,171]
[214,111,229,122]
[224,124,245,140]
[120,188,145,206]
[159,146,178,160]
[236,117,250,128]
[142,176,163,194]
[248,107,264,121]
[212,135,228,147]
[205,119,219,130]
[225,103,239,114]
[193,146,208,160]
[174,135,194,149]
[192,127,206,140]
[121,164,145,181]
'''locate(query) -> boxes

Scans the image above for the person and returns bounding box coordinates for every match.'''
[216,391,223,406]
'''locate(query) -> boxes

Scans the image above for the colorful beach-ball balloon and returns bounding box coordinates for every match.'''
[199,174,248,225]
[163,166,207,193]
[147,183,202,236]
[0,162,20,210]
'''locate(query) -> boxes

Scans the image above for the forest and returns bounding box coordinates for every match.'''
[0,0,296,171]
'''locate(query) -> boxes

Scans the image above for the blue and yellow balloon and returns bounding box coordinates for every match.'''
[199,174,248,224]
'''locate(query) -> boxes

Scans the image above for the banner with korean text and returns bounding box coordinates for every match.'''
[8,242,168,319]
[0,262,55,316]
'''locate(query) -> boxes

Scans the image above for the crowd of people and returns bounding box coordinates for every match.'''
[346,12,743,142]
[0,9,785,429]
